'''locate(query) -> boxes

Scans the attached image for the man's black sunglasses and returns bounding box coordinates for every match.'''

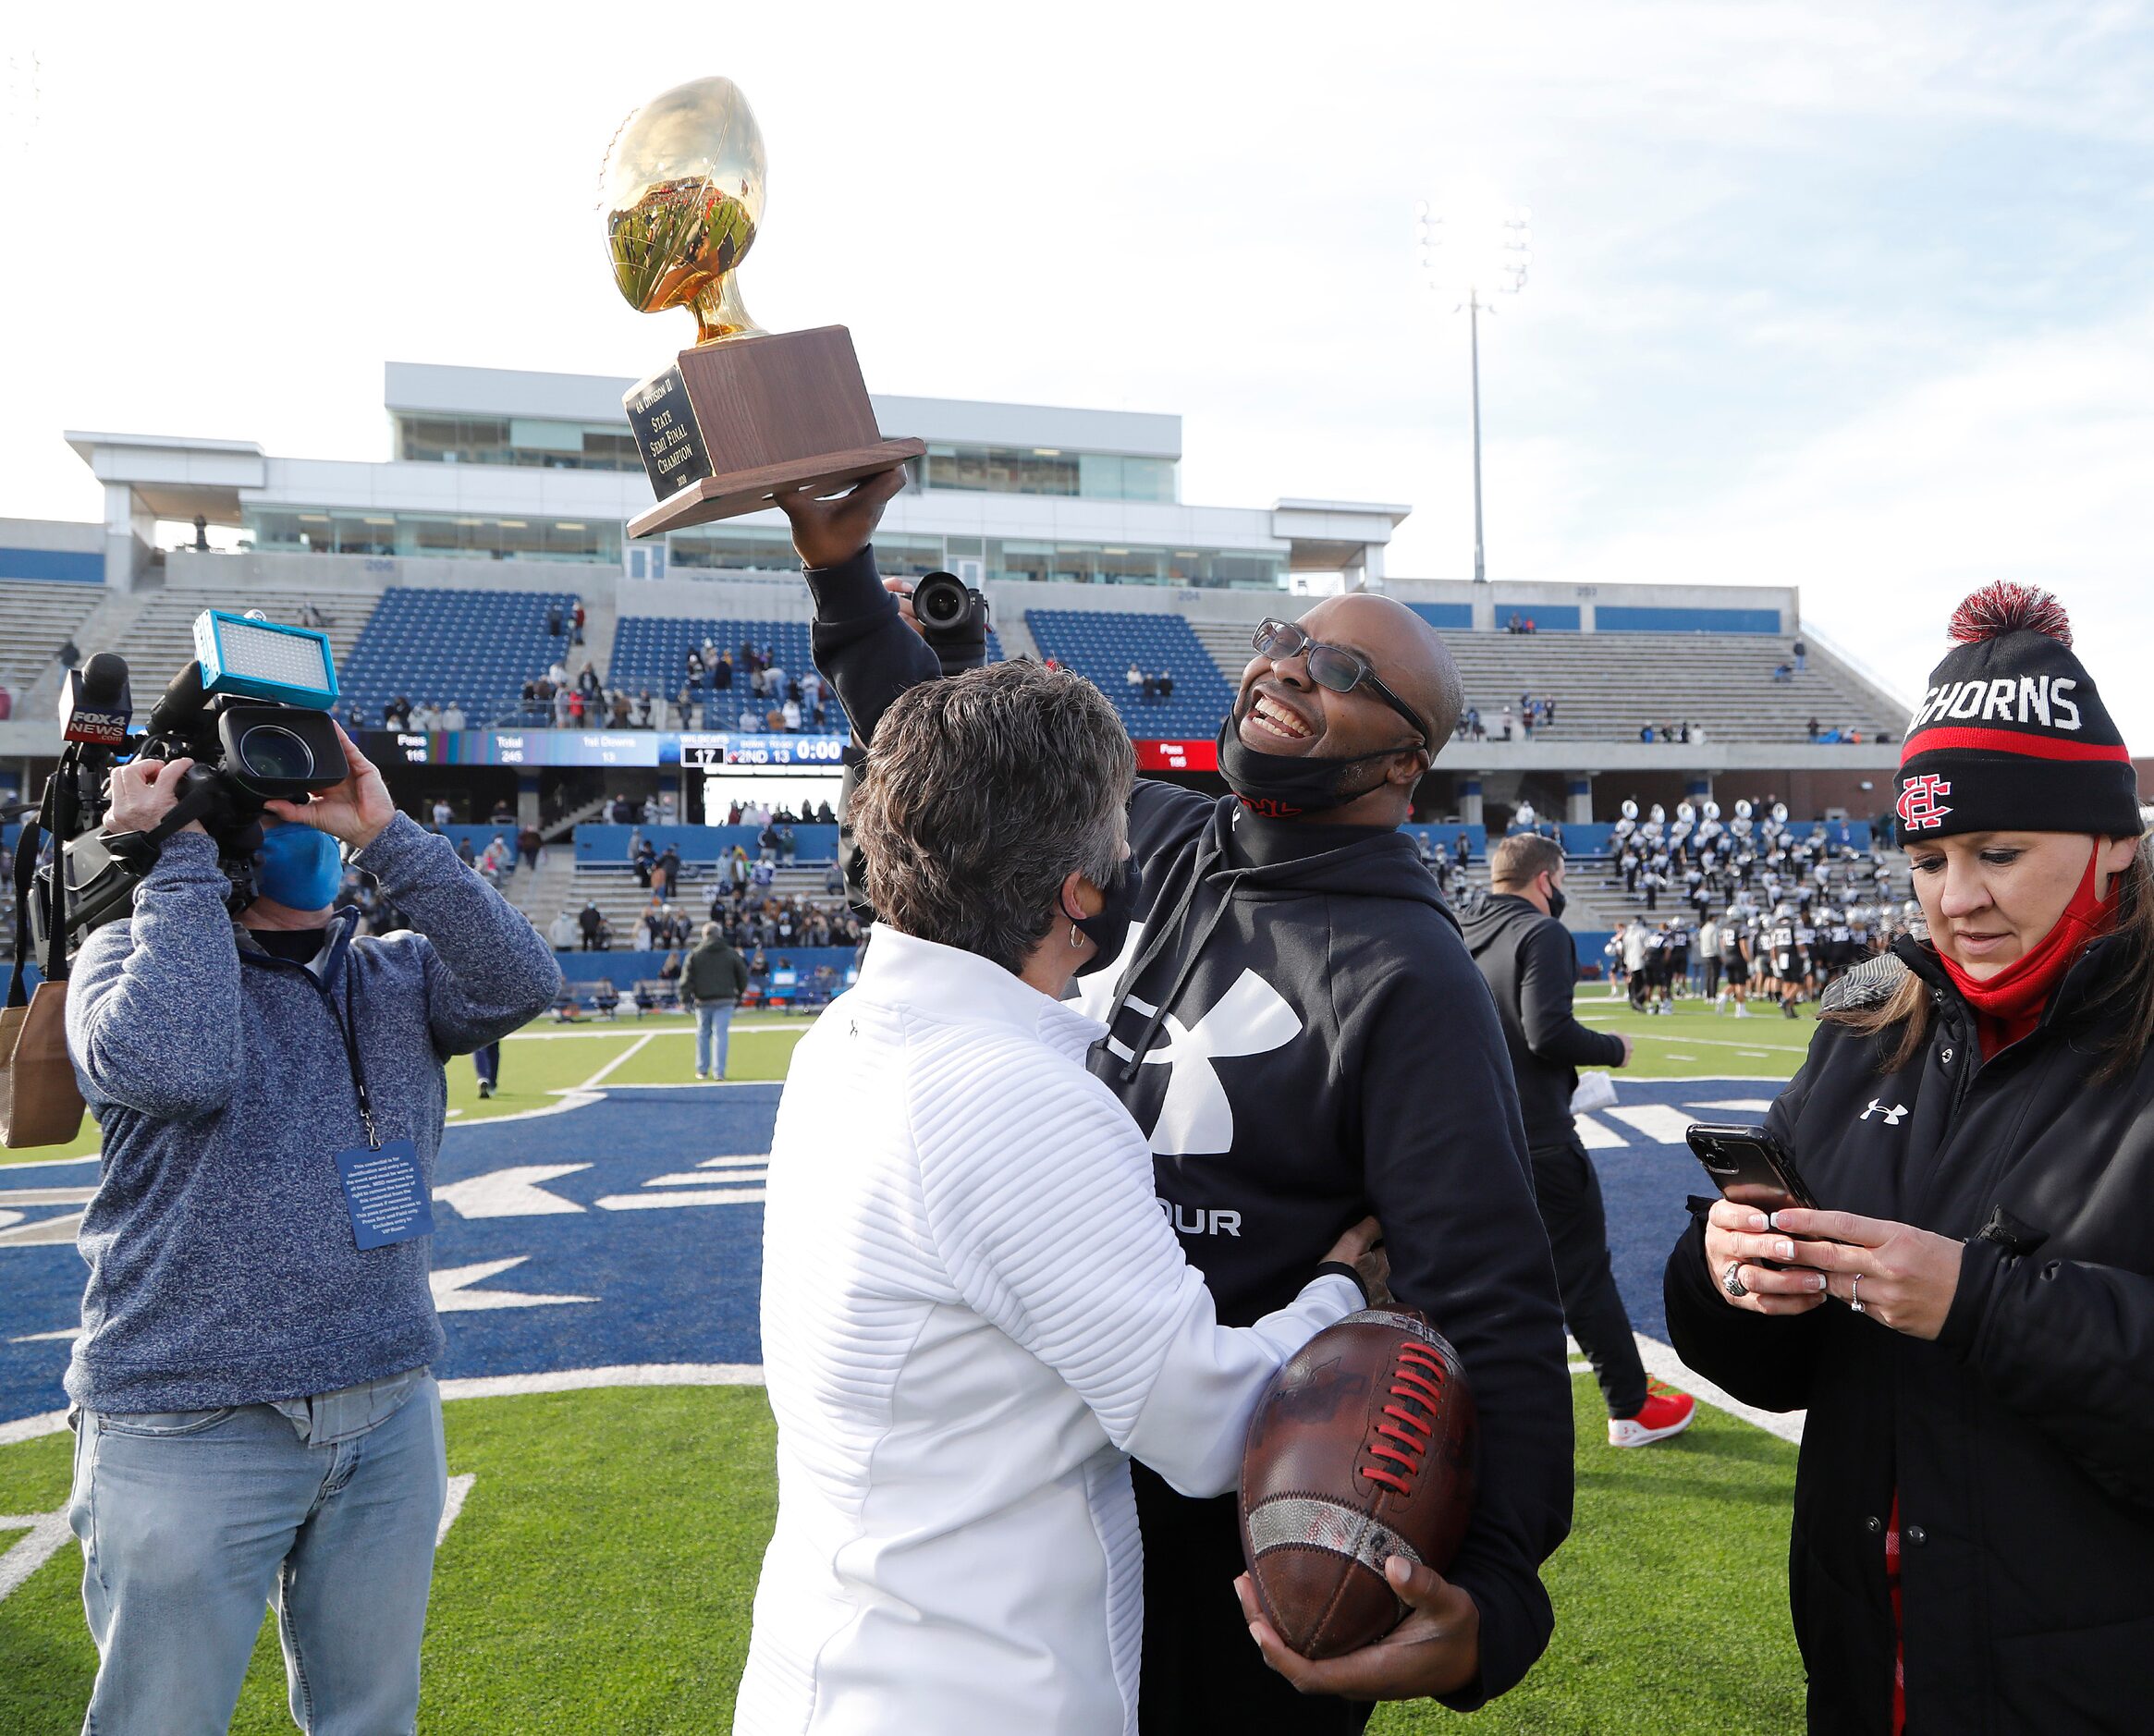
[1251,619,1429,748]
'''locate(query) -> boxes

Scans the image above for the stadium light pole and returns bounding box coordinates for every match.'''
[1414,197,1531,583]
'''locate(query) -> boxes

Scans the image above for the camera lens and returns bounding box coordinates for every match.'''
[912,572,969,632]
[236,724,314,782]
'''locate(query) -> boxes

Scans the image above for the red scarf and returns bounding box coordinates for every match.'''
[1932,842,2117,1057]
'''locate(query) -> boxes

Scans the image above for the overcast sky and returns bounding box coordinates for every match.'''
[5,2,2151,731]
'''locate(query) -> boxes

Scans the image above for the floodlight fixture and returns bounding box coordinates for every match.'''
[1415,193,1533,582]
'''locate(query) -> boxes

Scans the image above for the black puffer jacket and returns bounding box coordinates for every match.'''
[1663,936,2154,1734]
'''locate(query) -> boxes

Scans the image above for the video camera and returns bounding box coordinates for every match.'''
[23,610,349,957]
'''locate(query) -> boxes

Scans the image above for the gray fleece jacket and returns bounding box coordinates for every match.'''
[63,814,562,1412]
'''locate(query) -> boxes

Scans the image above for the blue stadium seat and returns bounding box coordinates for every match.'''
[1024,611,1236,737]
[338,589,579,727]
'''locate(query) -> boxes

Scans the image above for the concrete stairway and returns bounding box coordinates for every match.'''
[990,608,1039,662]
[506,850,579,926]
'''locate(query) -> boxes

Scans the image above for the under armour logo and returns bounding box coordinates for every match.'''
[1862,1099,1909,1126]
[1895,776,1952,832]
[1098,967,1303,1156]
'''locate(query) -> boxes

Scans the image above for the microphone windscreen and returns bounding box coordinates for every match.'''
[80,653,130,708]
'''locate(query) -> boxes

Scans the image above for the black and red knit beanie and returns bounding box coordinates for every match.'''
[1894,582,2143,844]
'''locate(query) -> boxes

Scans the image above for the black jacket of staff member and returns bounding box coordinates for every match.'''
[1666,582,2154,1734]
[789,476,1570,1731]
[1461,870,1626,1148]
[1463,839,1656,1429]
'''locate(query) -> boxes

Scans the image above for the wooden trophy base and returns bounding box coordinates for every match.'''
[624,325,925,537]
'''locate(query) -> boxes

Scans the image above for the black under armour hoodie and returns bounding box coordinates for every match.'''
[807,546,1573,1717]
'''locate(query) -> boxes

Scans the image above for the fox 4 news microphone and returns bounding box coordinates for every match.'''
[58,652,133,748]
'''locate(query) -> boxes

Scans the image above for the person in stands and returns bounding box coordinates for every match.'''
[1668,583,2154,1732]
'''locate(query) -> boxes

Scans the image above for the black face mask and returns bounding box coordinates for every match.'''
[1072,856,1138,976]
[1215,712,1421,820]
[1545,881,1568,923]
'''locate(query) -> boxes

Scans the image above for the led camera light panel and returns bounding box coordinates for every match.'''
[192,611,338,709]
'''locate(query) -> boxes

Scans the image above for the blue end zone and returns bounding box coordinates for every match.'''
[0,1077,1781,1425]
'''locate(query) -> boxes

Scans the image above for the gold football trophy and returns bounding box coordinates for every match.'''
[605,77,924,535]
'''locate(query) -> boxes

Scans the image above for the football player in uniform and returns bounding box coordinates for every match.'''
[1767,902,1803,1018]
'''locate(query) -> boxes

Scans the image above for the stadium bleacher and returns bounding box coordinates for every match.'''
[1183,620,1891,746]
[608,617,1006,732]
[337,588,577,726]
[1440,631,1888,744]
[0,581,109,703]
[1025,610,1238,736]
[104,585,380,695]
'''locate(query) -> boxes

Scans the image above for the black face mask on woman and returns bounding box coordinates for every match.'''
[1214,714,1422,820]
[1071,856,1139,976]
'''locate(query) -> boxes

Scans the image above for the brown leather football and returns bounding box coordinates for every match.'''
[1238,1308,1476,1659]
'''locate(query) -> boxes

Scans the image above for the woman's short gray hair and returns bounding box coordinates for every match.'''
[851,661,1135,974]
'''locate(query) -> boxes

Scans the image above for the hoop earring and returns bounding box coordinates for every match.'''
[1069,923,1085,950]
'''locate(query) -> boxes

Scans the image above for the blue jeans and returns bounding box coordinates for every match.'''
[694,999,736,1078]
[68,1371,446,1734]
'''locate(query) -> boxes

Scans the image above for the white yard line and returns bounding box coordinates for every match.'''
[1584,1028,1810,1056]
[1636,1333,1804,1445]
[573,1034,656,1091]
[504,1022,801,1040]
[0,1509,73,1601]
[434,1363,766,1402]
[436,1473,477,1546]
[1571,1334,1805,1445]
[0,1412,68,1448]
[4,1472,472,1603]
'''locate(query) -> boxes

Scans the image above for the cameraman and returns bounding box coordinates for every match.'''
[60,726,560,1734]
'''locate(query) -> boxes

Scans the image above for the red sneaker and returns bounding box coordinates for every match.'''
[1608,1380,1696,1447]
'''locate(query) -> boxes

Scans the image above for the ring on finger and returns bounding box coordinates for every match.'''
[1849,1273,1866,1314]
[1722,1262,1749,1299]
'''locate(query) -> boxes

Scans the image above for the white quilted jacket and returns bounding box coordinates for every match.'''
[735,928,1357,1735]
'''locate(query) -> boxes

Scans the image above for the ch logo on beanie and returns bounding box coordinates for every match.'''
[1895,776,1953,833]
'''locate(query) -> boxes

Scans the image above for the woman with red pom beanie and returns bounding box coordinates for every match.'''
[1665,581,2154,1733]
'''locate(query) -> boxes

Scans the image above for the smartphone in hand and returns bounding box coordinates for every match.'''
[1686,1122,1821,1269]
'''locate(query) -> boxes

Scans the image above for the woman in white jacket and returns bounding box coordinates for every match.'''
[737,661,1377,1736]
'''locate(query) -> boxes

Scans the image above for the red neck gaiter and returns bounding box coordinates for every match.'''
[1932,843,2117,1057]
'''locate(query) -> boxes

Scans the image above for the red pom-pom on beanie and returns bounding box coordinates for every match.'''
[1947,581,2073,648]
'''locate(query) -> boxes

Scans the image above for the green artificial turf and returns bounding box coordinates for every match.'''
[1571,996,1817,1080]
[0,1375,1804,1734]
[0,1387,779,1733]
